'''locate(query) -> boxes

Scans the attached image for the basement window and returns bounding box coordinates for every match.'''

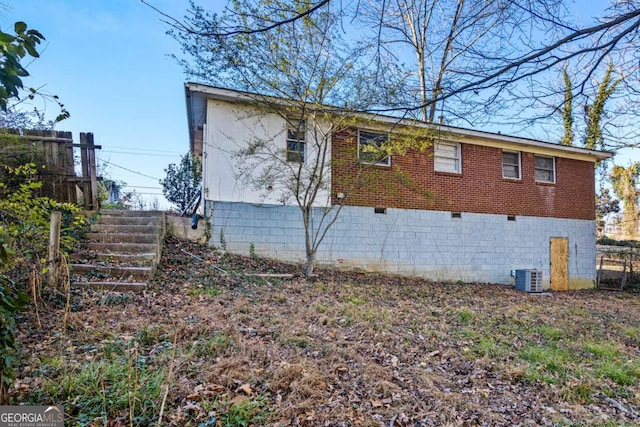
[451,212,462,219]
[374,207,387,214]
[508,215,516,221]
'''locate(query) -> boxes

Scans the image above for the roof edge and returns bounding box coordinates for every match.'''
[184,83,614,162]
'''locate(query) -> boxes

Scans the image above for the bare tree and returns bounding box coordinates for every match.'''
[151,1,640,125]
[357,0,567,124]
[172,0,430,275]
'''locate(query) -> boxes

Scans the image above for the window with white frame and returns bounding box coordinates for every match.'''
[358,130,390,166]
[535,155,556,183]
[434,141,461,173]
[502,151,521,179]
[286,120,305,162]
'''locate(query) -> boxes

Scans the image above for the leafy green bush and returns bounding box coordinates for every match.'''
[0,163,86,261]
[0,234,28,404]
[0,163,86,403]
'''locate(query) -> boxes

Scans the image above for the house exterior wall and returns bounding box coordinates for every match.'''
[207,200,596,289]
[331,129,596,220]
[190,86,608,288]
[204,99,331,206]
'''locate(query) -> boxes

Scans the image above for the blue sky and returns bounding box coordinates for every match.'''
[3,0,214,209]
[2,0,628,209]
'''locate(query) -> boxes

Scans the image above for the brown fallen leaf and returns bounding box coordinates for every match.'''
[230,394,248,406]
[236,383,252,395]
[391,355,399,367]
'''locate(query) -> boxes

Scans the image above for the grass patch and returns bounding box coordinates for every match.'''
[216,397,270,426]
[346,295,367,306]
[457,309,474,325]
[315,303,329,313]
[136,325,168,346]
[187,285,221,298]
[583,341,621,359]
[537,324,563,341]
[594,360,640,386]
[622,327,640,344]
[473,336,504,358]
[359,307,391,329]
[99,292,132,306]
[188,332,234,358]
[39,352,165,424]
[519,345,571,383]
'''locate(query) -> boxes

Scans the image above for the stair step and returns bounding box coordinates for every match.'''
[84,232,160,244]
[100,209,165,218]
[92,224,163,234]
[70,264,154,280]
[73,210,166,292]
[85,242,160,257]
[71,281,148,292]
[98,216,165,226]
[84,252,158,266]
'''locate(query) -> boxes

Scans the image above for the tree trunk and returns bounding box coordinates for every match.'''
[429,0,465,122]
[305,251,316,277]
[302,207,316,276]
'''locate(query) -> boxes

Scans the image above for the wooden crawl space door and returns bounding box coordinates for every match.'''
[550,237,568,291]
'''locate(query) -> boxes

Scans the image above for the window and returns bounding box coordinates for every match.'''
[502,151,521,179]
[535,155,555,183]
[286,120,305,162]
[358,130,390,166]
[434,142,461,173]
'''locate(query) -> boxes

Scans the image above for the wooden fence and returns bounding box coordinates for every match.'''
[596,245,640,291]
[1,129,101,210]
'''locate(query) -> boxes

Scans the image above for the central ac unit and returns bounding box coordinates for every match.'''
[515,269,543,293]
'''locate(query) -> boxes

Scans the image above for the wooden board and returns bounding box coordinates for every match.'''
[550,237,568,291]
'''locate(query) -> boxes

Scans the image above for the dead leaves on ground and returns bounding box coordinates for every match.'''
[13,235,640,426]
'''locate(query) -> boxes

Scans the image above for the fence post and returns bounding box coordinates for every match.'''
[47,211,62,287]
[80,133,90,210]
[87,133,98,210]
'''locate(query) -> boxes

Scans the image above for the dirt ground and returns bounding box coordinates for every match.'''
[14,236,640,426]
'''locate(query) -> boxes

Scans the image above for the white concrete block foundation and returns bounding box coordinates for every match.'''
[206,201,596,288]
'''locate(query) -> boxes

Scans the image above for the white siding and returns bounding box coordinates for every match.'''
[204,100,331,206]
[206,201,596,288]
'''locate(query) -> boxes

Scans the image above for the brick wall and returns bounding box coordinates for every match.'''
[331,129,596,220]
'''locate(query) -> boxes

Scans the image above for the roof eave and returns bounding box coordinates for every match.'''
[184,83,614,163]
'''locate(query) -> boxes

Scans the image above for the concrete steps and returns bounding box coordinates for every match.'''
[71,210,165,292]
[84,232,161,244]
